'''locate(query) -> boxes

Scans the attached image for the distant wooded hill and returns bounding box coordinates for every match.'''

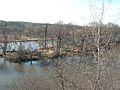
[0,20,81,38]
[0,20,120,44]
[0,20,47,34]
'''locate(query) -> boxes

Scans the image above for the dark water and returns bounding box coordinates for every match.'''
[0,57,49,90]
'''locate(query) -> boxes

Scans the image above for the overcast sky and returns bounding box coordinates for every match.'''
[0,0,120,25]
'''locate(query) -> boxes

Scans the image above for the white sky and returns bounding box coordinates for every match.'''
[0,0,120,25]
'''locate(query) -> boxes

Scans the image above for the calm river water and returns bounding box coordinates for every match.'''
[0,57,50,90]
[0,41,83,90]
[0,41,56,90]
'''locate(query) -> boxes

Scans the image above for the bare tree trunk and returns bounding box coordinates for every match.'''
[71,25,75,46]
[44,23,48,49]
[56,35,61,55]
[93,1,105,89]
[55,21,63,55]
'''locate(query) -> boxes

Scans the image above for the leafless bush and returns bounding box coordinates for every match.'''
[10,75,54,90]
[9,49,120,90]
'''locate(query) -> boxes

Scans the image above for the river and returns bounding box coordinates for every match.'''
[0,40,56,52]
[0,40,84,90]
[0,57,50,90]
[0,41,56,90]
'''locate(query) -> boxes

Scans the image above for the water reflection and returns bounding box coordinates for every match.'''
[13,64,26,73]
[0,41,56,89]
[0,59,10,73]
[0,57,49,89]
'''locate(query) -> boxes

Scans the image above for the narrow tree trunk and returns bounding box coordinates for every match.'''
[44,23,48,49]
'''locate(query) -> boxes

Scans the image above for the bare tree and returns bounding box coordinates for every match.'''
[65,23,76,50]
[54,21,64,54]
[44,23,48,49]
[86,0,120,89]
